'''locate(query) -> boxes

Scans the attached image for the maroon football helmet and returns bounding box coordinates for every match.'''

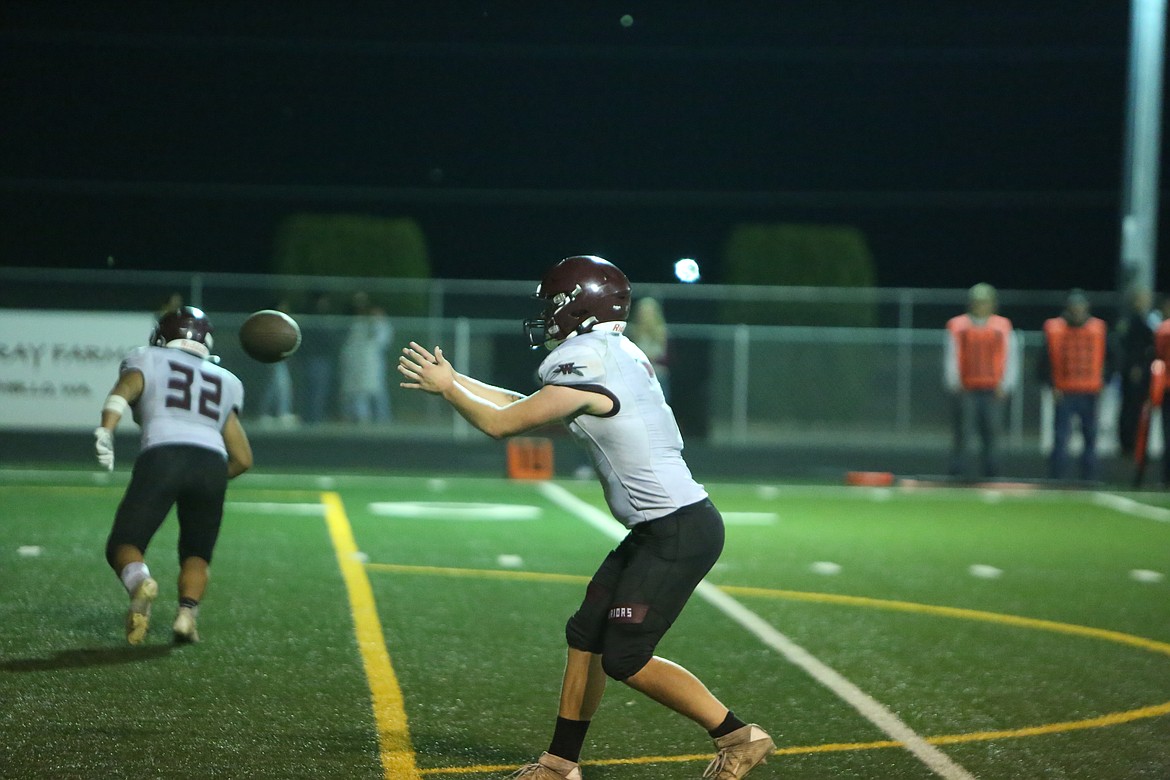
[524,255,631,349]
[152,306,215,357]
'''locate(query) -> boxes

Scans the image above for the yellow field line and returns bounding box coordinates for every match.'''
[718,586,1170,658]
[370,560,1170,777]
[321,492,421,780]
[416,741,906,775]
[928,700,1170,744]
[366,561,589,585]
[368,562,1170,658]
[417,703,1170,776]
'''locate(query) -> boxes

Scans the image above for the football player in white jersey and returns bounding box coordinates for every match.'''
[94,306,252,645]
[399,256,773,780]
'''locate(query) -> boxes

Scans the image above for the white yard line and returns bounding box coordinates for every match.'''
[224,501,325,515]
[538,482,976,780]
[1092,492,1170,522]
[367,502,542,520]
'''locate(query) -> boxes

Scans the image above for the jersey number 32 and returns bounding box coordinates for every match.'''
[166,361,223,421]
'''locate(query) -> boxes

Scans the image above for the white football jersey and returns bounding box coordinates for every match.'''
[538,329,707,527]
[120,346,245,457]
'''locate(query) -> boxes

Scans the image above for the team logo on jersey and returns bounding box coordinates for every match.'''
[554,362,586,376]
[607,603,648,624]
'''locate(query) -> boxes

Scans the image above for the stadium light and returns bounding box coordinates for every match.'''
[674,258,701,283]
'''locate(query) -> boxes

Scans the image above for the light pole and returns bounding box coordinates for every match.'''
[1119,0,1167,295]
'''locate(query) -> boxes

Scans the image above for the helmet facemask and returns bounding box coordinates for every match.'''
[525,283,587,349]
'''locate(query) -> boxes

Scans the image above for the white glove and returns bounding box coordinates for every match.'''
[94,427,114,471]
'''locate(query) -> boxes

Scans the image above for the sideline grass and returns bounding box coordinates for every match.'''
[2,471,1169,778]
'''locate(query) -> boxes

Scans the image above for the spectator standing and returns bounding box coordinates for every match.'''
[1114,285,1156,455]
[257,299,298,427]
[1039,289,1111,482]
[301,292,344,424]
[340,291,393,423]
[155,292,184,318]
[944,283,1018,479]
[626,297,672,403]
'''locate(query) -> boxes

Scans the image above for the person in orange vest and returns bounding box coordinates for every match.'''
[944,283,1018,479]
[1038,289,1112,482]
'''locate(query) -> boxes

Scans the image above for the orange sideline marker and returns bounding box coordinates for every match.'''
[507,437,555,480]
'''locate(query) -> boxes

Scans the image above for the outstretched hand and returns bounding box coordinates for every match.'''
[398,341,456,394]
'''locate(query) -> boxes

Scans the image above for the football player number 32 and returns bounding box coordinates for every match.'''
[166,361,223,421]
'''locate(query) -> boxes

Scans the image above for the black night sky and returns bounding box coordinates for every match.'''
[0,1,1159,290]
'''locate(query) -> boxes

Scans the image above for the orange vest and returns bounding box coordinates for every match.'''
[1043,316,1106,393]
[947,314,1012,390]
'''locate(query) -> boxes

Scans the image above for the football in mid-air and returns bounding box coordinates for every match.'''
[239,310,301,363]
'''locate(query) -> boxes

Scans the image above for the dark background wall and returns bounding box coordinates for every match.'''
[0,1,1157,291]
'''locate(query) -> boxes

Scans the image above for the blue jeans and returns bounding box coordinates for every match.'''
[344,387,391,423]
[303,356,334,424]
[949,390,1003,479]
[259,362,293,418]
[1049,392,1100,481]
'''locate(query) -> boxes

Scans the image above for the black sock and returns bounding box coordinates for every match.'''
[179,597,199,610]
[708,710,747,738]
[548,716,590,763]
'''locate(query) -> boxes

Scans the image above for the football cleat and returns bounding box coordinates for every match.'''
[125,577,159,645]
[508,752,583,780]
[172,606,200,644]
[703,724,775,780]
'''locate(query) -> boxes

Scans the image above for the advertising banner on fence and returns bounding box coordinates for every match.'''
[0,310,154,429]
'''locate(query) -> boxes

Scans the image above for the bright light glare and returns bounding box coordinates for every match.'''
[674,258,701,283]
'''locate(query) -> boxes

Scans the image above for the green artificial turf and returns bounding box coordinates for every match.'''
[2,470,1168,779]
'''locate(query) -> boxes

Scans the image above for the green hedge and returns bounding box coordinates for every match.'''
[272,213,431,314]
[720,223,876,327]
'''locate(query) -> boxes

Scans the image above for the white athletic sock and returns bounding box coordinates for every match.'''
[120,561,151,595]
